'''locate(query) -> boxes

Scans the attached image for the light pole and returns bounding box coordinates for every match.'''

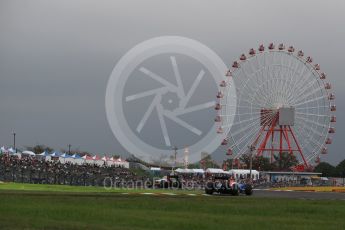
[12,131,16,153]
[248,145,256,184]
[172,146,178,172]
[68,144,71,155]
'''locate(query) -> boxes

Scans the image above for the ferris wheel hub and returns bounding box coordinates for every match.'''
[278,107,295,126]
[260,107,295,127]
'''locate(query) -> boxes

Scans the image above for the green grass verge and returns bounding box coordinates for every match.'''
[0,183,344,230]
[0,182,202,194]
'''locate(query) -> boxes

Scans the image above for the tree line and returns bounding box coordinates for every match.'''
[314,161,345,177]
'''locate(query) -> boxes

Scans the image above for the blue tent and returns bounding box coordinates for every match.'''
[60,153,72,158]
[50,152,61,157]
[71,154,81,159]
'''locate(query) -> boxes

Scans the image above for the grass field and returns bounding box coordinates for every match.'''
[0,183,344,230]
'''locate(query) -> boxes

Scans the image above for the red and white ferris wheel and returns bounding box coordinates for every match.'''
[215,43,336,170]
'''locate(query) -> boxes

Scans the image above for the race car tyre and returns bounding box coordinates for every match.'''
[161,181,169,189]
[231,183,240,196]
[205,182,214,195]
[245,184,253,196]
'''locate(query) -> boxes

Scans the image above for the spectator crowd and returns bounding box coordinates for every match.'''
[0,154,146,187]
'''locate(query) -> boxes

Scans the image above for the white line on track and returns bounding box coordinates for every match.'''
[161,193,177,196]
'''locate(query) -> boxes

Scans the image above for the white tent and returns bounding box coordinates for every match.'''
[192,169,205,174]
[116,159,129,168]
[60,153,69,158]
[105,157,113,166]
[59,153,71,163]
[60,154,83,165]
[102,156,113,166]
[90,155,104,166]
[22,150,36,156]
[229,169,260,180]
[149,167,160,171]
[36,151,50,160]
[175,168,204,174]
[50,152,61,157]
[92,155,100,160]
[1,146,7,152]
[82,155,94,164]
[8,147,16,153]
[71,154,84,165]
[205,168,230,174]
[112,158,129,168]
[38,151,50,156]
[12,152,22,158]
[175,168,191,173]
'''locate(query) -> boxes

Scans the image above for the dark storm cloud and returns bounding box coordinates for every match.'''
[0,0,344,164]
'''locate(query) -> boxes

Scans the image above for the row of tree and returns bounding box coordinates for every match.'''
[236,152,299,171]
[231,152,345,178]
[188,152,299,171]
[314,160,345,177]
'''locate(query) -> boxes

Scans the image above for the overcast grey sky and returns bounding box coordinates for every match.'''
[1,0,344,165]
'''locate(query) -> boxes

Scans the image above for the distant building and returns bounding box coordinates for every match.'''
[229,169,260,181]
[261,171,322,184]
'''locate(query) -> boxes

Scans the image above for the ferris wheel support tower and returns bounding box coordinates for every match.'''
[253,107,307,167]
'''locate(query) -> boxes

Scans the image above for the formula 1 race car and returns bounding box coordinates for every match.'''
[154,174,182,189]
[205,175,253,196]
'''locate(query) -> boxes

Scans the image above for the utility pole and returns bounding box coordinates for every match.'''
[172,146,178,172]
[68,144,71,155]
[248,145,256,184]
[12,131,16,153]
[184,146,189,169]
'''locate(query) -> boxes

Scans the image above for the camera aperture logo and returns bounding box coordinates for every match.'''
[105,36,236,165]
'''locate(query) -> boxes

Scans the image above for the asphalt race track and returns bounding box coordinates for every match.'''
[253,189,345,200]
